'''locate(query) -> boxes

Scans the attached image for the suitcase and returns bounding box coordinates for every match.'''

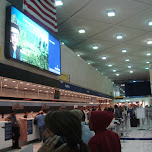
[130,118,138,127]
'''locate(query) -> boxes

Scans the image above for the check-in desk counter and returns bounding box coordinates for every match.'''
[0,121,12,150]
[19,118,39,145]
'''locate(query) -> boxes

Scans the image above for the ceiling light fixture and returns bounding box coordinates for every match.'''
[128,66,132,68]
[12,81,16,83]
[55,0,63,6]
[145,67,149,70]
[146,61,150,64]
[108,65,112,67]
[96,69,98,70]
[148,21,152,26]
[116,35,123,39]
[113,70,116,72]
[4,79,8,81]
[126,59,129,62]
[130,71,133,73]
[116,74,119,76]
[77,53,80,57]
[147,40,152,44]
[4,85,7,87]
[24,88,27,90]
[107,11,116,17]
[61,42,64,45]
[102,57,106,60]
[88,62,91,65]
[93,46,98,49]
[122,50,127,53]
[78,29,85,33]
[146,53,151,56]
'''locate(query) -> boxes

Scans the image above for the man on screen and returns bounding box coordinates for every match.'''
[10,22,21,60]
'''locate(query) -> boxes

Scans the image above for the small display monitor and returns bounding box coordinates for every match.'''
[54,90,60,99]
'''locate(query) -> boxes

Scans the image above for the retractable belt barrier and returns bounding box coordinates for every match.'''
[120,138,152,140]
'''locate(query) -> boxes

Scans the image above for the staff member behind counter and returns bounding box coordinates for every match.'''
[5,110,21,149]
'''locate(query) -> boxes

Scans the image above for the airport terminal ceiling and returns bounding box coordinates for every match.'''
[7,0,152,83]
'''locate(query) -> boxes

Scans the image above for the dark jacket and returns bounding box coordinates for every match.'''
[88,111,121,152]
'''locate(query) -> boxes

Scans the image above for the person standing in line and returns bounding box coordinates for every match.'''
[88,110,121,152]
[5,110,21,149]
[23,111,28,118]
[34,111,46,142]
[70,109,95,144]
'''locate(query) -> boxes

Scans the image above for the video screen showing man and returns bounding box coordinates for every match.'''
[10,22,22,60]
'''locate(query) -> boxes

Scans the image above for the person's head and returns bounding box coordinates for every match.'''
[24,111,28,116]
[89,111,114,132]
[43,110,89,151]
[10,22,20,48]
[114,105,118,109]
[10,109,16,116]
[70,109,83,121]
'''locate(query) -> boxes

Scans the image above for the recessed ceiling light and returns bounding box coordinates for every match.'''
[39,90,42,91]
[113,70,116,72]
[116,35,123,39]
[24,88,27,90]
[116,74,119,76]
[20,82,23,84]
[43,87,46,88]
[146,53,151,56]
[4,85,7,87]
[102,57,106,60]
[146,61,150,64]
[33,85,36,86]
[88,62,91,65]
[93,46,98,49]
[15,87,18,89]
[133,81,136,82]
[122,50,127,53]
[145,67,149,70]
[130,71,133,73]
[26,83,29,85]
[128,66,132,68]
[107,11,115,17]
[55,0,63,6]
[12,81,16,83]
[46,91,48,93]
[126,59,129,62]
[38,85,41,87]
[96,69,98,70]
[148,21,152,26]
[147,40,152,44]
[4,79,8,81]
[61,42,64,45]
[108,65,112,67]
[77,53,80,57]
[78,29,85,33]
[32,89,35,90]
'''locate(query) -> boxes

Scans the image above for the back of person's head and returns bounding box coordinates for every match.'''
[114,105,118,109]
[44,110,89,152]
[70,109,83,121]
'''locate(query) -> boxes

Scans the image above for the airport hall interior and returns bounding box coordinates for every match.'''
[0,0,152,152]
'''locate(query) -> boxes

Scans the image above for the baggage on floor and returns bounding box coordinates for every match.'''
[130,117,138,127]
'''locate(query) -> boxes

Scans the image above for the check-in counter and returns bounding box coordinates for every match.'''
[0,121,12,150]
[19,118,39,145]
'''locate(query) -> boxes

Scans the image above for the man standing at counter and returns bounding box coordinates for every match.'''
[5,110,21,149]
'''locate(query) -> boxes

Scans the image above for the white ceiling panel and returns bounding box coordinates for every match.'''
[119,9,152,31]
[92,25,148,42]
[74,0,150,24]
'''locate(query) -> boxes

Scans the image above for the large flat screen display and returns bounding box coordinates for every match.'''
[5,6,61,75]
